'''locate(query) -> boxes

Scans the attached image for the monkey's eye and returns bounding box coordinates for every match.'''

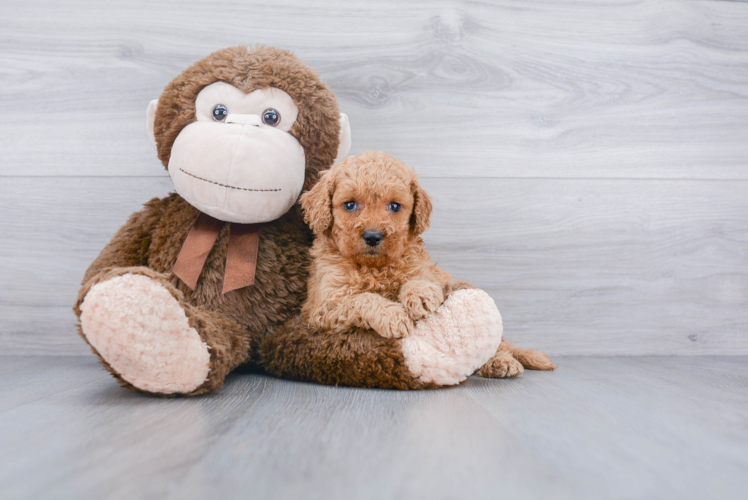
[262,108,281,127]
[212,104,229,122]
[389,202,402,213]
[343,201,357,212]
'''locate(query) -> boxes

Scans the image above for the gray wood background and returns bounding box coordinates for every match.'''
[1,0,747,356]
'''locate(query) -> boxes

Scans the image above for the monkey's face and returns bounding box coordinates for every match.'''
[149,47,351,223]
[167,82,306,224]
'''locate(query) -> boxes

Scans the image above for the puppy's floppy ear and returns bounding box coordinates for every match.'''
[301,171,334,235]
[410,180,433,235]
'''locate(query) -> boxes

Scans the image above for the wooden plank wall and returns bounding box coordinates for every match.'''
[1,0,746,356]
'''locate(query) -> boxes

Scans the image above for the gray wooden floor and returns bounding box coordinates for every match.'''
[1,356,746,500]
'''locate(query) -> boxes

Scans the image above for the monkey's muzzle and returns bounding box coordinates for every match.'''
[168,119,306,224]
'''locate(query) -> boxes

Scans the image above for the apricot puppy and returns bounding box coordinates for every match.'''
[300,151,555,377]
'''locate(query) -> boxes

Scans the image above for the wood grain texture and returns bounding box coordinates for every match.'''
[1,356,747,500]
[0,0,747,356]
[2,177,746,356]
[0,0,747,178]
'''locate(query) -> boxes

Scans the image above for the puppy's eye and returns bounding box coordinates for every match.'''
[343,201,357,212]
[262,108,281,126]
[212,104,228,122]
[389,202,401,213]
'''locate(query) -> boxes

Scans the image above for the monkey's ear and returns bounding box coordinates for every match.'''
[410,180,433,236]
[146,99,158,148]
[301,171,334,235]
[332,113,351,165]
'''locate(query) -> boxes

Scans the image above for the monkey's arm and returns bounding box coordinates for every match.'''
[74,198,167,319]
[81,198,165,285]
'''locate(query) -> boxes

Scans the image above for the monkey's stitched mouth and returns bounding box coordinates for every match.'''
[179,168,281,192]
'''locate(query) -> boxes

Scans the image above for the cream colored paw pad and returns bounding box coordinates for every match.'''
[401,289,503,386]
[79,274,210,394]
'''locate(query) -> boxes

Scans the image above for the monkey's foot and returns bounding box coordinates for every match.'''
[401,289,503,386]
[79,274,211,394]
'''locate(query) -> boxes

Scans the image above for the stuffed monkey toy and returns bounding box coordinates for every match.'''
[74,46,550,396]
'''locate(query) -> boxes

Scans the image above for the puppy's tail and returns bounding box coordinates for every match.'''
[501,339,556,371]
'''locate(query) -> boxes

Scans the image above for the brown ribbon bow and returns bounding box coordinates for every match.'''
[173,213,260,294]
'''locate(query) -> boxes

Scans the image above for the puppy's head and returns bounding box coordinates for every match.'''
[301,151,432,266]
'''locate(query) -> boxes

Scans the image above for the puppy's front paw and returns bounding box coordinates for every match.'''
[478,352,524,379]
[399,280,445,321]
[373,303,414,339]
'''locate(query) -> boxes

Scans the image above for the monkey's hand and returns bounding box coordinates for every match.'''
[399,280,445,321]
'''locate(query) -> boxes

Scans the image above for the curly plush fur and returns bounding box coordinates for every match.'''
[74,48,551,396]
[301,152,449,338]
[299,152,555,380]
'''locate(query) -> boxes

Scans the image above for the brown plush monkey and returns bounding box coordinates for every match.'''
[74,46,352,395]
[73,46,546,396]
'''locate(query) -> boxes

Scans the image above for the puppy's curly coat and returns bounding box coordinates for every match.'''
[300,151,554,378]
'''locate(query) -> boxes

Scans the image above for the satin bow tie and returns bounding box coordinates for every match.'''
[173,213,260,294]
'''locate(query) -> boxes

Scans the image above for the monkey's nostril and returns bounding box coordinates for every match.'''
[363,230,383,247]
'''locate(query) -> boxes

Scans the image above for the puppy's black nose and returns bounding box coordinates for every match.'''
[363,230,383,247]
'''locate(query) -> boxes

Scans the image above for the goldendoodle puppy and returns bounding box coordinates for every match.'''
[300,151,554,378]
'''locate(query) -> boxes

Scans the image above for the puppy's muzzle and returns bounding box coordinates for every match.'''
[362,230,384,247]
